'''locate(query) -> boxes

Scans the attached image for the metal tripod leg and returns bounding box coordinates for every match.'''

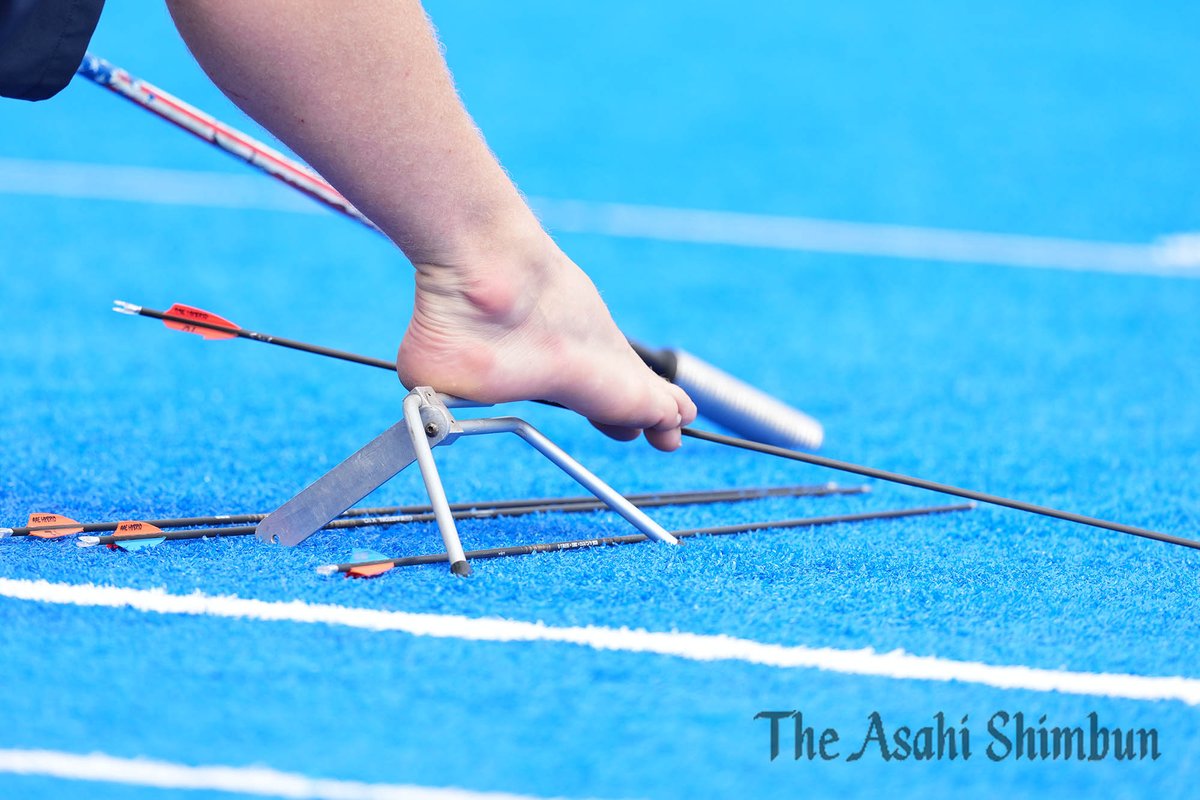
[458,417,678,546]
[403,389,471,576]
[402,396,678,577]
[256,386,676,576]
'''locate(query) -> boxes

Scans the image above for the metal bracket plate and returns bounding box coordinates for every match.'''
[256,412,448,546]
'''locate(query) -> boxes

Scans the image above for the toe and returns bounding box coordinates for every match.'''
[644,426,682,451]
[668,383,698,426]
[590,420,643,441]
[641,386,687,451]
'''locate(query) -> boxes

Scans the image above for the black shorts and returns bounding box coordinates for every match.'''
[0,0,105,100]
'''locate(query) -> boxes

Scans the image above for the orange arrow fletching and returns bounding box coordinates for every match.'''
[346,549,395,578]
[26,513,83,538]
[163,303,238,340]
[347,562,396,578]
[113,521,164,536]
[107,521,166,551]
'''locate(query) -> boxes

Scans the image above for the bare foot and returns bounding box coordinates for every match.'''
[396,234,696,451]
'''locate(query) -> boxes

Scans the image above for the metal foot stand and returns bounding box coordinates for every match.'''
[256,387,678,575]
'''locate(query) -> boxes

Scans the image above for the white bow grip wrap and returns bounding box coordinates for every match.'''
[668,349,824,450]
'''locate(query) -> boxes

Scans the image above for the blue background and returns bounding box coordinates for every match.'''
[1,1,1198,797]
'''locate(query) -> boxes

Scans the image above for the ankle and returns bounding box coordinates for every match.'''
[406,199,548,273]
[411,226,564,324]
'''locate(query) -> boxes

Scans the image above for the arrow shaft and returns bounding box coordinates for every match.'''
[681,428,1197,551]
[326,503,975,572]
[13,483,855,537]
[77,54,380,233]
[21,482,844,537]
[77,485,862,545]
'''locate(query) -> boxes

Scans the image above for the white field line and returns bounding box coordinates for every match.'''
[3,578,1199,707]
[2,157,1197,275]
[0,157,318,213]
[0,748,558,800]
[534,197,1200,276]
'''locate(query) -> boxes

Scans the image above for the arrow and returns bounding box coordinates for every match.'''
[16,514,85,539]
[319,503,977,577]
[76,53,379,232]
[113,301,397,371]
[71,485,865,550]
[4,484,855,538]
[114,300,1195,552]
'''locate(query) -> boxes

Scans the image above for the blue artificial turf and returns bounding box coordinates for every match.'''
[1,2,1198,798]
